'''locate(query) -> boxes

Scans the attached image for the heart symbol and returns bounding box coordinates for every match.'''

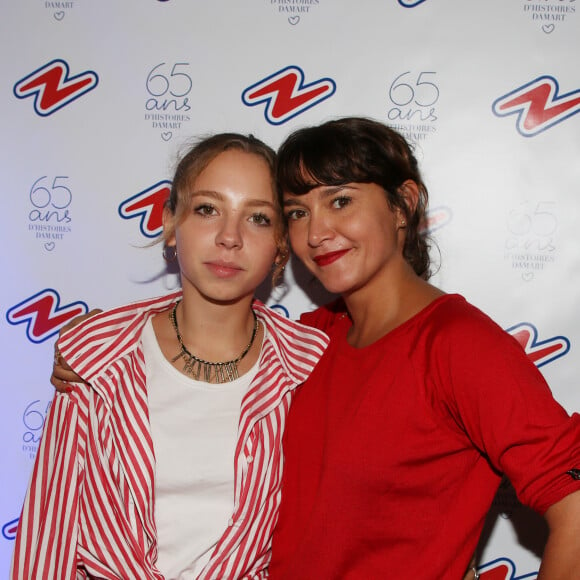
[288,16,300,25]
[161,132,173,141]
[521,272,534,282]
[44,242,56,251]
[398,0,427,6]
[54,11,65,20]
[542,24,555,34]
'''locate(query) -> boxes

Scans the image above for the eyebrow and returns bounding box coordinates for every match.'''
[283,185,352,206]
[191,190,276,210]
[246,199,277,210]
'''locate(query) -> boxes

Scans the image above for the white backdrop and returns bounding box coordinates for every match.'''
[1,1,579,577]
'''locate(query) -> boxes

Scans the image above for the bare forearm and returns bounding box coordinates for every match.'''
[538,535,580,580]
[538,490,580,580]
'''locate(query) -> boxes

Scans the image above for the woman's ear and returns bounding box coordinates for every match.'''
[162,206,177,246]
[398,180,420,215]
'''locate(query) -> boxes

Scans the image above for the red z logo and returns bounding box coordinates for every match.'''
[6,289,88,343]
[506,322,570,368]
[13,59,99,116]
[118,181,171,238]
[492,76,580,137]
[420,206,452,234]
[2,518,19,541]
[242,66,336,125]
[477,557,537,579]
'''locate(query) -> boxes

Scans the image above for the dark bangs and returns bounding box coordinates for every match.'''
[277,120,409,196]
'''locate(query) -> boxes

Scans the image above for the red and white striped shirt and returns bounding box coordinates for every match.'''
[11,292,328,580]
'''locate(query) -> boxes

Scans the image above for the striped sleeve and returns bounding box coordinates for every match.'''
[11,389,86,579]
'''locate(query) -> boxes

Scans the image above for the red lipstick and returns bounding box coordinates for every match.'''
[313,249,350,267]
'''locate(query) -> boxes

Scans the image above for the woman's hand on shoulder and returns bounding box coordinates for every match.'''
[51,309,102,392]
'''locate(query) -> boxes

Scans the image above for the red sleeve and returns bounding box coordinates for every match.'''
[431,301,580,515]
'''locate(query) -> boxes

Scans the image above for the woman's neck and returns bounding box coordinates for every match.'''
[152,290,261,379]
[343,265,443,348]
[180,291,255,337]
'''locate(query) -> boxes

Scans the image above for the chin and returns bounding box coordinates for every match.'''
[315,278,352,296]
[199,286,253,305]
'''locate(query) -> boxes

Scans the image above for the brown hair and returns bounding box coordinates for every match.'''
[277,117,431,280]
[165,133,288,282]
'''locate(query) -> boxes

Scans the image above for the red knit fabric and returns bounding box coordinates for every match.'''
[269,294,580,579]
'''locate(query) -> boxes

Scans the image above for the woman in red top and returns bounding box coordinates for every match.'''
[268,117,580,579]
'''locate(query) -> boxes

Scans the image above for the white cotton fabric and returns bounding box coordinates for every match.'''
[142,318,260,579]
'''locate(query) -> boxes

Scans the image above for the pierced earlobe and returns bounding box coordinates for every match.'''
[275,248,289,267]
[163,245,177,262]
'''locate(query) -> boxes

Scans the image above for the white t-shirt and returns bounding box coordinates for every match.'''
[142,318,261,579]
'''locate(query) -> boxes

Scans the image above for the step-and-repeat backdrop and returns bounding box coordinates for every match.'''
[2,1,578,577]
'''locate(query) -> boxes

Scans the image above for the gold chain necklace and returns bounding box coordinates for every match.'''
[169,301,259,383]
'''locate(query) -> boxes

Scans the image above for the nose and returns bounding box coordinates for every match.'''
[307,210,333,247]
[216,215,243,249]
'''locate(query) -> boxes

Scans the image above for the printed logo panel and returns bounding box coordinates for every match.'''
[421,206,452,234]
[20,399,52,461]
[144,62,192,141]
[522,1,577,35]
[13,59,98,116]
[118,181,171,238]
[27,175,73,251]
[2,518,19,541]
[507,323,570,368]
[492,76,580,137]
[387,70,439,142]
[268,0,322,25]
[6,289,89,343]
[242,66,336,125]
[478,557,537,579]
[504,201,557,282]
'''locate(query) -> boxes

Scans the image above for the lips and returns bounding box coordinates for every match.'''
[205,261,244,277]
[312,249,350,267]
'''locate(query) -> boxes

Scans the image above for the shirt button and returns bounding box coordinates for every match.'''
[228,518,234,526]
[247,455,254,463]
